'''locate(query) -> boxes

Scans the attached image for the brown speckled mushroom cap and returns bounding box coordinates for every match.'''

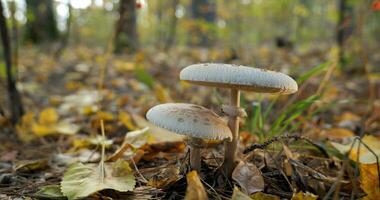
[146,103,232,141]
[180,63,298,94]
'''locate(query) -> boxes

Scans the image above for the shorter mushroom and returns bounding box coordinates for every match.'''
[146,103,232,172]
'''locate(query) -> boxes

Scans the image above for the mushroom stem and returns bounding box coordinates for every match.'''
[222,88,240,176]
[189,137,203,172]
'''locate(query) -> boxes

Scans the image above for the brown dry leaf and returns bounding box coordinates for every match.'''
[232,161,264,195]
[360,163,380,200]
[147,166,181,189]
[184,171,208,200]
[291,192,318,200]
[251,192,280,200]
[231,187,251,200]
[107,127,150,162]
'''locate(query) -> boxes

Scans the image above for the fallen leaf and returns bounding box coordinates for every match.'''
[61,160,135,200]
[35,185,65,199]
[324,128,355,140]
[107,127,151,162]
[360,163,380,200]
[55,122,80,135]
[39,107,58,125]
[15,159,49,172]
[119,111,137,130]
[147,166,181,188]
[231,187,251,200]
[251,192,280,200]
[184,170,208,200]
[291,191,318,200]
[31,123,56,136]
[331,135,380,164]
[96,111,115,121]
[232,161,264,195]
[154,84,172,103]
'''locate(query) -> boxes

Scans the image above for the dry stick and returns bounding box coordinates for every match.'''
[130,157,148,183]
[222,89,240,176]
[100,119,106,183]
[200,177,222,200]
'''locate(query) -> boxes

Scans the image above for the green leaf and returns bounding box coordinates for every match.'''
[231,187,252,200]
[134,67,155,89]
[35,185,65,199]
[61,160,135,200]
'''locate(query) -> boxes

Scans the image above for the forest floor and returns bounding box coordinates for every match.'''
[0,45,380,199]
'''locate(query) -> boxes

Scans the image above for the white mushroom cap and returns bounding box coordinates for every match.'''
[146,103,232,141]
[180,63,298,94]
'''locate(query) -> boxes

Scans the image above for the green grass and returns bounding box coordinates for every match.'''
[243,61,332,141]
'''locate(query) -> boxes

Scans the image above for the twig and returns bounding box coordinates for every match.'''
[200,177,222,200]
[130,157,148,183]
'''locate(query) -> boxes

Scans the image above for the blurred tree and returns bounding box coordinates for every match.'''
[0,0,24,124]
[114,0,138,53]
[164,0,180,50]
[190,0,216,46]
[337,0,354,66]
[54,0,72,58]
[8,1,18,67]
[25,0,59,43]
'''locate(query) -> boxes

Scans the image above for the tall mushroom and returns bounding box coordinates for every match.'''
[146,103,232,172]
[180,63,298,176]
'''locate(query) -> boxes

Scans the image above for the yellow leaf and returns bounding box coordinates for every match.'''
[231,187,251,200]
[335,112,360,122]
[39,108,58,125]
[185,171,208,200]
[291,192,318,200]
[119,111,136,130]
[65,81,84,90]
[16,112,36,142]
[154,84,172,103]
[331,135,380,164]
[251,192,280,200]
[324,128,355,140]
[360,164,380,200]
[32,123,56,136]
[96,111,114,121]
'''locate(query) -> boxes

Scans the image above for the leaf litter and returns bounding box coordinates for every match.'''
[1,45,380,199]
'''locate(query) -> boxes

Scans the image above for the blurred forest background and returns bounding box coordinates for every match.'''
[1,0,380,199]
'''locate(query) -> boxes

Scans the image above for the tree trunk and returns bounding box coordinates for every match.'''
[25,0,59,43]
[164,0,180,50]
[0,0,24,124]
[54,0,72,58]
[190,0,216,46]
[8,1,18,69]
[114,0,138,53]
[336,0,354,67]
